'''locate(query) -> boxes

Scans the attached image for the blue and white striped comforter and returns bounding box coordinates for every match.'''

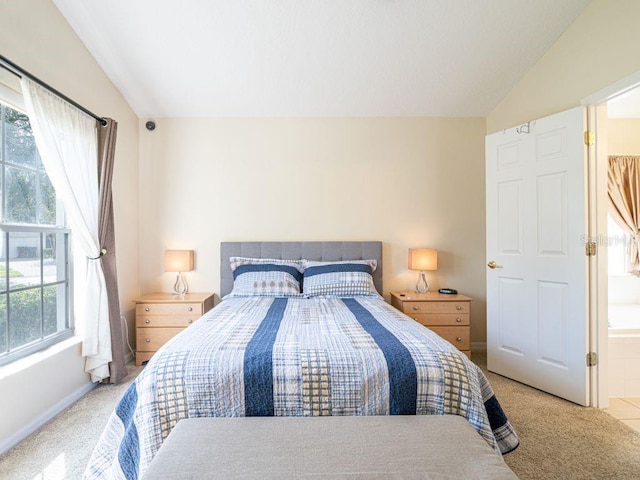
[85,296,519,479]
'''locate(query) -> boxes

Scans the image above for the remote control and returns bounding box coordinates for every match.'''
[438,288,458,295]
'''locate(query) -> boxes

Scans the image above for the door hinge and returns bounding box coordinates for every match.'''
[585,241,597,256]
[584,131,595,146]
[587,352,597,367]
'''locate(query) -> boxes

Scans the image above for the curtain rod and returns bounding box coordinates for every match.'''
[0,54,107,127]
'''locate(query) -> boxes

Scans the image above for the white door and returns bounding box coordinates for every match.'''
[486,107,590,406]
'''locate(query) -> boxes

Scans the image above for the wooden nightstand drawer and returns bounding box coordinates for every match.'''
[134,293,215,365]
[401,301,469,315]
[135,351,154,364]
[136,302,203,317]
[408,313,470,326]
[137,327,184,352]
[390,291,473,357]
[428,326,470,350]
[136,315,199,328]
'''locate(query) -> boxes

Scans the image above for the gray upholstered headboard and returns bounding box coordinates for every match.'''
[220,241,383,297]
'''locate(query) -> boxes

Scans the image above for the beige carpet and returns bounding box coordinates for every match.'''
[2,356,640,479]
[476,352,640,480]
[0,365,142,480]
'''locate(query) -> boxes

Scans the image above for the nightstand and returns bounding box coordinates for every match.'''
[134,292,215,365]
[390,291,472,358]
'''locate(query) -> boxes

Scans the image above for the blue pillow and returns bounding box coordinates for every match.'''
[302,260,378,297]
[228,257,303,297]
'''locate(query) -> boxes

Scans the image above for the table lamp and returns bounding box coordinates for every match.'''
[408,248,437,293]
[165,250,194,295]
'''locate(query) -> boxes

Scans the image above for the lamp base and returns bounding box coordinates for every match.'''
[415,271,429,294]
[173,272,188,295]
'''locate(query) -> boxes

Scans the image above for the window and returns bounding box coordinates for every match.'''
[0,100,71,366]
[608,214,629,276]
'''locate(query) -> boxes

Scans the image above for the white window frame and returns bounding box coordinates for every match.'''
[607,214,630,277]
[0,93,72,366]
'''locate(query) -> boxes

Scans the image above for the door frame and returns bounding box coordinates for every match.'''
[581,70,640,409]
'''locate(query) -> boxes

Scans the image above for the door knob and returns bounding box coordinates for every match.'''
[487,260,503,269]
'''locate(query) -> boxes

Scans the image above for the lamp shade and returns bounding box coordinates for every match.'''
[408,248,438,271]
[165,250,194,272]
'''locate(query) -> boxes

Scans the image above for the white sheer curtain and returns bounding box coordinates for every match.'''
[20,78,111,382]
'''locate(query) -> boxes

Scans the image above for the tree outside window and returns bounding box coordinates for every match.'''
[0,101,70,364]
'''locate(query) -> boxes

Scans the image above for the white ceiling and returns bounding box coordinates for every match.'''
[53,0,592,119]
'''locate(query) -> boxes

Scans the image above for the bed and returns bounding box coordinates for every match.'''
[84,241,519,480]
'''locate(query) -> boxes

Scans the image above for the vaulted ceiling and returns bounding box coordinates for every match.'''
[53,0,593,118]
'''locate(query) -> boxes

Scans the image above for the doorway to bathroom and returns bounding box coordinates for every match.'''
[601,85,640,429]
[578,69,640,416]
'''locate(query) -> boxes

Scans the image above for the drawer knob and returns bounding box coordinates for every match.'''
[456,318,462,323]
[145,338,151,343]
[456,305,462,311]
[145,307,150,312]
[456,337,462,342]
[412,306,419,311]
[188,307,193,312]
[188,319,193,324]
[145,319,150,324]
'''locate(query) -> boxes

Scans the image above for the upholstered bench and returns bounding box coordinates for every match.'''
[143,416,518,479]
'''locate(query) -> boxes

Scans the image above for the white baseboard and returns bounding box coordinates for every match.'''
[471,342,487,352]
[0,381,97,456]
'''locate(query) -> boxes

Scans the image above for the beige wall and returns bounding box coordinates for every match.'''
[487,0,640,133]
[138,117,488,343]
[609,118,640,155]
[0,0,139,451]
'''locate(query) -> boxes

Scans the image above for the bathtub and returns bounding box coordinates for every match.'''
[608,304,640,336]
[608,304,640,397]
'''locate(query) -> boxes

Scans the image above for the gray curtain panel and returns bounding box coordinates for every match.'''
[98,118,127,384]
